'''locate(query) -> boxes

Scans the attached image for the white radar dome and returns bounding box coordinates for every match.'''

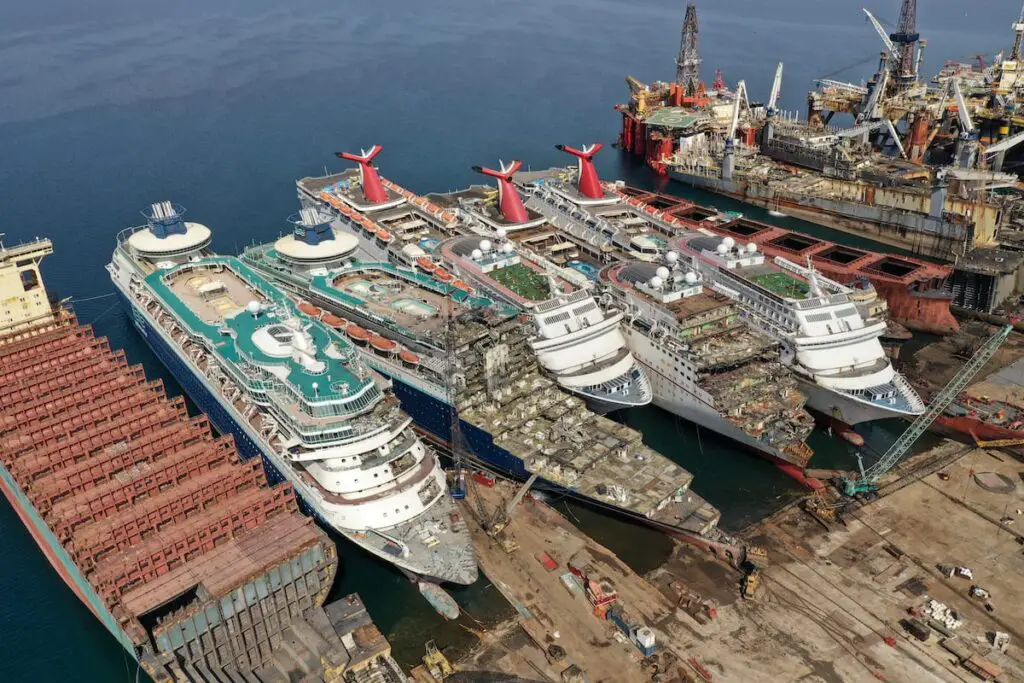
[685,271,698,285]
[471,248,483,260]
[650,276,664,288]
[716,243,728,254]
[665,251,679,264]
[501,242,514,253]
[480,239,493,251]
[656,266,670,279]
[496,228,507,238]
[247,300,261,315]
[722,236,736,249]
[747,242,758,253]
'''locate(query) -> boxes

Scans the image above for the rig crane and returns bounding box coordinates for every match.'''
[863,8,897,66]
[842,325,1012,496]
[951,77,979,168]
[721,80,747,181]
[767,62,783,117]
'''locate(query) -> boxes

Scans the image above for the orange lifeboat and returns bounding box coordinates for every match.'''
[369,335,399,353]
[346,325,370,342]
[434,268,454,282]
[298,302,322,317]
[399,350,420,365]
[416,257,436,272]
[375,228,394,243]
[450,279,471,292]
[322,314,346,328]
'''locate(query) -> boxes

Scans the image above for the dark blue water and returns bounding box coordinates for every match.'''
[1,1,1017,680]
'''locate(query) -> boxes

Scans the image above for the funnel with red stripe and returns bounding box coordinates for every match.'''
[556,143,605,199]
[335,145,388,204]
[471,160,528,224]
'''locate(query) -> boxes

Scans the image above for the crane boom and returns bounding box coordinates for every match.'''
[884,118,907,158]
[728,80,747,139]
[863,8,896,55]
[768,62,783,112]
[951,78,975,134]
[984,128,1024,155]
[844,325,1012,496]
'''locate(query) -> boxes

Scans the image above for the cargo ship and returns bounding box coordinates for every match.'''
[675,233,926,427]
[614,186,958,336]
[240,197,727,548]
[108,202,477,589]
[298,147,652,415]
[0,238,347,681]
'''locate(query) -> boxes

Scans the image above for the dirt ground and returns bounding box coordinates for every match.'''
[904,321,1024,400]
[749,443,1024,683]
[444,451,1024,683]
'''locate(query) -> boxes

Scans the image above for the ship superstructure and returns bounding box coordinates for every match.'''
[510,156,815,472]
[296,147,651,414]
[0,238,352,682]
[613,185,957,337]
[109,202,477,587]
[676,233,926,426]
[241,234,723,544]
[599,257,815,472]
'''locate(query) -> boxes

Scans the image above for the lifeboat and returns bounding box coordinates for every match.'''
[369,335,399,353]
[346,325,370,342]
[450,279,471,293]
[375,228,394,243]
[298,302,322,317]
[434,268,454,283]
[416,257,436,273]
[399,349,420,365]
[322,314,346,328]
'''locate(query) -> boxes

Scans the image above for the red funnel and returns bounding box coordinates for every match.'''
[336,145,388,204]
[556,144,605,199]
[472,160,528,223]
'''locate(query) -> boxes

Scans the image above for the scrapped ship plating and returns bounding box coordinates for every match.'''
[677,234,925,426]
[108,201,477,587]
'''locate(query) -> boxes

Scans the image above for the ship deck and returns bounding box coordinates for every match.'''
[440,235,566,306]
[148,256,369,406]
[325,269,471,337]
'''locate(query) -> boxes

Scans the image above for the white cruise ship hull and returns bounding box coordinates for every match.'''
[795,376,914,426]
[622,327,804,468]
[108,262,476,586]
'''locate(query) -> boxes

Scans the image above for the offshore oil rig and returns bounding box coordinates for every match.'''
[617,1,1024,317]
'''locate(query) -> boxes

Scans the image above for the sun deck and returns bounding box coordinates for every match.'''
[327,269,473,337]
[147,257,370,405]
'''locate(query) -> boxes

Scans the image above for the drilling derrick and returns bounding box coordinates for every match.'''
[676,4,702,96]
[889,0,920,89]
[1011,4,1024,61]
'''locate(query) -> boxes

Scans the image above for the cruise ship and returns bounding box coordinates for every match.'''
[598,257,815,473]
[675,233,926,426]
[241,205,726,551]
[295,147,651,414]
[109,202,477,588]
[504,152,815,472]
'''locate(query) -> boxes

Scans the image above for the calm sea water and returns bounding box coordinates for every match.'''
[0,1,1015,680]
